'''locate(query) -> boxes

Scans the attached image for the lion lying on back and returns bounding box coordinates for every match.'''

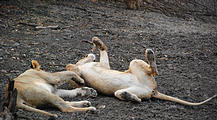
[67,37,217,105]
[7,60,97,117]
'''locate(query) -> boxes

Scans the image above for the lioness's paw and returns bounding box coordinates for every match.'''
[82,101,92,107]
[77,87,98,98]
[145,49,159,76]
[87,54,96,61]
[145,49,155,62]
[88,107,96,112]
[82,87,98,97]
[92,37,107,51]
[49,114,58,119]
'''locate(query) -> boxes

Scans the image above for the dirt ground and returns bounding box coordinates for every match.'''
[0,0,217,120]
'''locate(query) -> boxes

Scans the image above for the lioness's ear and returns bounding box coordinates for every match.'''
[66,64,75,71]
[66,64,81,76]
[31,60,40,71]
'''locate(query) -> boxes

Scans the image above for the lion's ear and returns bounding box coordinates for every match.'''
[66,64,76,71]
[31,60,40,71]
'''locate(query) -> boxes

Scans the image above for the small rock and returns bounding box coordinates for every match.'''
[170,105,177,109]
[14,42,20,46]
[167,64,173,69]
[30,51,34,54]
[97,105,106,109]
[1,69,7,73]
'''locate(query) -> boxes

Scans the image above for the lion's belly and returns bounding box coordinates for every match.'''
[79,63,139,95]
[15,81,55,106]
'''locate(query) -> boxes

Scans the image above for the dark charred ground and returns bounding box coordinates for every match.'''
[0,0,217,120]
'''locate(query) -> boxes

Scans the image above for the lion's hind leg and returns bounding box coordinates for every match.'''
[54,87,97,108]
[17,86,95,117]
[55,87,97,98]
[65,101,92,107]
[75,53,96,66]
[16,99,57,117]
[34,91,96,113]
[145,49,159,76]
[114,88,142,102]
[114,87,153,102]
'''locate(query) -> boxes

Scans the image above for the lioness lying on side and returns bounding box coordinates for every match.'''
[66,37,217,105]
[7,60,97,118]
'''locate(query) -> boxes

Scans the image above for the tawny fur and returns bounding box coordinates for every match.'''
[10,60,97,117]
[124,0,141,9]
[66,37,217,105]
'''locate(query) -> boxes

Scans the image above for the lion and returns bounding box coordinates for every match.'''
[7,60,97,117]
[124,0,141,9]
[66,37,216,105]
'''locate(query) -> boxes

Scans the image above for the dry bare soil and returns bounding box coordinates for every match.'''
[0,0,217,120]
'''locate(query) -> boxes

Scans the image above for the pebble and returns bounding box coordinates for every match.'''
[167,64,173,69]
[30,51,34,54]
[97,105,106,109]
[1,69,7,73]
[14,42,20,46]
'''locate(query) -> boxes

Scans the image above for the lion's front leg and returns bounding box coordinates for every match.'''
[52,71,85,85]
[55,87,97,98]
[75,53,96,65]
[114,89,141,102]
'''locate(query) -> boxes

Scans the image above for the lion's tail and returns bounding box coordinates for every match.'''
[153,91,217,106]
[31,60,40,71]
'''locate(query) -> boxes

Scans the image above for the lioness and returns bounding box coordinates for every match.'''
[7,60,97,117]
[66,37,216,105]
[124,0,141,9]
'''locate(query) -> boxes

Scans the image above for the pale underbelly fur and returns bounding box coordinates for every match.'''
[79,63,141,95]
